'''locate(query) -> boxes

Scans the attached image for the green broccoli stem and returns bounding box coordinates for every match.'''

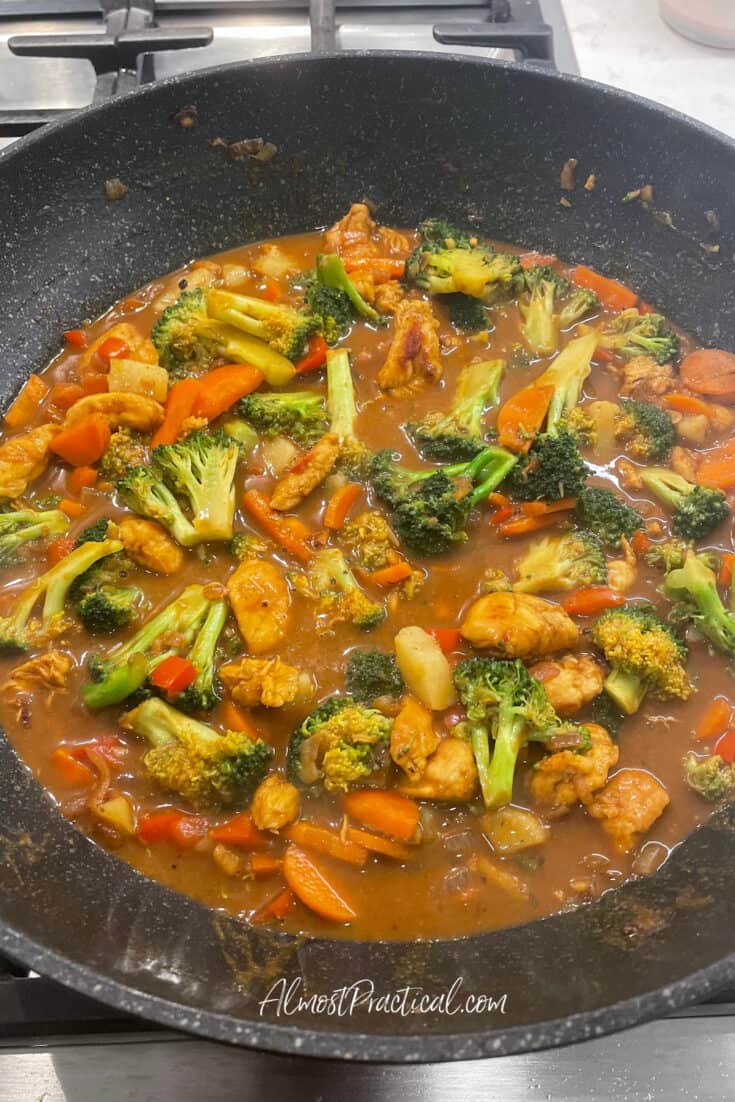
[43,539,124,619]
[327,348,356,439]
[535,331,598,434]
[453,360,506,433]
[484,703,525,809]
[468,448,518,506]
[604,668,646,715]
[640,468,688,510]
[184,598,228,699]
[469,722,494,808]
[316,255,380,323]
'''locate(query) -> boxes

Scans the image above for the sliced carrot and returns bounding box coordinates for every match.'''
[50,413,111,467]
[47,536,75,566]
[249,853,283,878]
[489,505,514,527]
[664,393,716,418]
[294,334,328,375]
[151,377,203,448]
[251,887,295,924]
[696,455,735,490]
[50,382,85,410]
[63,328,88,349]
[497,512,570,538]
[221,700,260,740]
[59,498,85,518]
[639,302,655,315]
[193,364,264,422]
[169,815,209,849]
[286,821,368,867]
[715,730,735,764]
[488,491,510,508]
[496,384,554,453]
[210,811,267,849]
[367,561,413,587]
[5,375,49,429]
[282,845,356,922]
[344,827,413,861]
[242,489,313,562]
[520,497,577,517]
[719,552,735,588]
[561,586,626,616]
[67,466,98,495]
[138,810,206,848]
[680,349,735,401]
[428,627,461,654]
[519,252,558,270]
[97,336,129,361]
[695,697,731,742]
[343,257,406,278]
[631,529,651,556]
[572,265,638,311]
[323,482,361,529]
[81,374,109,397]
[258,276,281,302]
[50,746,95,787]
[342,789,420,843]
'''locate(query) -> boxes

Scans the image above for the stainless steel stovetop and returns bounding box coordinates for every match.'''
[1,2,734,1096]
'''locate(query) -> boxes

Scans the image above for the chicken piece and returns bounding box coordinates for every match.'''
[377,298,443,392]
[460,591,579,660]
[616,458,643,493]
[1,650,74,702]
[64,393,164,433]
[390,695,441,778]
[350,271,376,305]
[374,280,406,315]
[707,401,735,435]
[270,432,340,512]
[250,773,301,831]
[619,355,675,400]
[608,536,638,594]
[586,769,670,853]
[377,226,410,256]
[178,415,209,441]
[116,517,184,575]
[670,445,699,482]
[0,423,59,499]
[80,322,158,369]
[529,724,619,813]
[397,736,478,801]
[219,656,313,709]
[529,654,605,716]
[151,262,221,316]
[323,203,381,259]
[227,559,291,655]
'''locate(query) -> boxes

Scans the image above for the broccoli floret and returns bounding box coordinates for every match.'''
[406,243,523,305]
[418,219,474,249]
[445,293,489,332]
[558,287,599,329]
[290,547,385,631]
[684,751,735,801]
[557,406,597,447]
[0,508,69,565]
[74,518,112,547]
[221,418,259,454]
[512,531,606,594]
[151,288,296,385]
[287,696,391,791]
[119,429,239,546]
[82,584,211,709]
[575,486,644,548]
[238,391,327,447]
[508,430,588,503]
[74,586,143,636]
[533,331,599,434]
[591,604,691,715]
[121,697,272,808]
[229,531,271,562]
[640,467,729,540]
[644,538,692,572]
[175,599,228,712]
[588,690,625,739]
[339,510,396,572]
[406,359,505,462]
[205,288,318,361]
[315,254,380,324]
[614,400,676,462]
[454,656,560,808]
[326,347,372,478]
[346,648,404,703]
[0,537,123,654]
[304,276,353,345]
[371,445,518,556]
[69,522,143,634]
[98,427,148,483]
[663,550,735,658]
[518,265,570,357]
[598,308,680,364]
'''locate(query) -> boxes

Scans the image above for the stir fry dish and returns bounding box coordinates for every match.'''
[3,204,735,939]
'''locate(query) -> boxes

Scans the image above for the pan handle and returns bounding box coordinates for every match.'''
[433,20,554,62]
[309,0,337,54]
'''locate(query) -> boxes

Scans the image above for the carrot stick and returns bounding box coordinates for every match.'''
[497,512,570,538]
[193,364,264,422]
[489,505,514,527]
[47,536,75,566]
[520,497,577,517]
[50,746,95,787]
[367,561,413,587]
[719,552,735,588]
[81,374,109,397]
[695,697,731,742]
[151,378,203,448]
[343,789,420,842]
[59,498,86,518]
[696,455,735,490]
[251,887,295,924]
[294,334,328,375]
[63,328,88,349]
[67,466,98,495]
[221,700,260,739]
[561,586,626,616]
[572,265,638,311]
[323,482,361,529]
[285,821,368,867]
[664,393,716,418]
[50,413,111,466]
[519,252,558,270]
[249,853,283,877]
[344,827,414,861]
[497,384,554,452]
[488,492,510,508]
[5,375,49,429]
[258,276,282,303]
[631,529,651,556]
[210,811,268,849]
[283,845,356,922]
[50,383,85,411]
[343,258,406,278]
[242,489,313,562]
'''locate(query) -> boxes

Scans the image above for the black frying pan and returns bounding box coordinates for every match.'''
[1,53,735,1062]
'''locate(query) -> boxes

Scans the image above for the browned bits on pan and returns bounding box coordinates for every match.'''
[560,196,572,209]
[172,104,199,129]
[211,136,277,163]
[584,173,596,191]
[560,157,578,191]
[103,177,128,201]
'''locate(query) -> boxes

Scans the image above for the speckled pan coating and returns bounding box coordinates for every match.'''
[1,53,734,1063]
